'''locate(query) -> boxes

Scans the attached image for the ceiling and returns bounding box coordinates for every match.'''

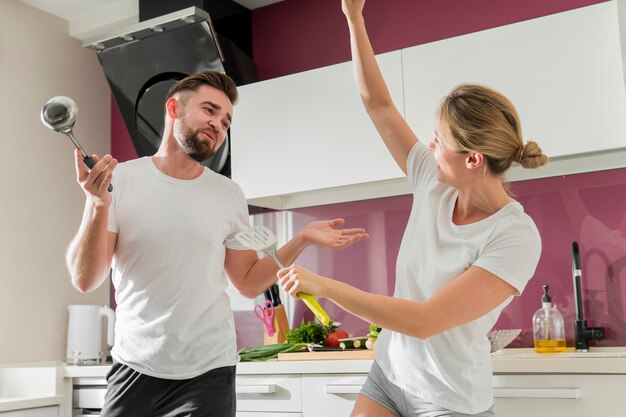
[18,0,286,40]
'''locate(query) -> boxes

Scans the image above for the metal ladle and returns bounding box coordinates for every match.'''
[40,96,112,191]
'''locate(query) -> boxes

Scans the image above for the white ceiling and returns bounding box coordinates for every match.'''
[18,0,286,40]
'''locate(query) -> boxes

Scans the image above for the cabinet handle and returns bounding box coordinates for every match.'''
[236,384,276,394]
[494,387,581,399]
[325,384,363,394]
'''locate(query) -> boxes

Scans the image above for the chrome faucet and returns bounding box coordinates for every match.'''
[572,241,605,351]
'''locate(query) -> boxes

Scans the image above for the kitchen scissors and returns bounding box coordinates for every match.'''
[254,299,275,337]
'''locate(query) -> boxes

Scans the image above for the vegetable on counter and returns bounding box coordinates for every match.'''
[324,321,349,347]
[366,324,382,350]
[339,337,368,349]
[286,320,328,344]
[368,324,382,340]
[238,343,307,362]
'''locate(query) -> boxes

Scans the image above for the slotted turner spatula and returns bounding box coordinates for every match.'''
[236,225,331,326]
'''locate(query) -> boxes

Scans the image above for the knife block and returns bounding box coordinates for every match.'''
[264,305,289,345]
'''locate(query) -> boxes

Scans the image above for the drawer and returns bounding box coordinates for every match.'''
[236,374,301,413]
[73,387,107,409]
[236,413,302,417]
[301,374,368,417]
[493,374,626,417]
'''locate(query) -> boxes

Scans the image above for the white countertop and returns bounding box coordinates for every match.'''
[0,364,64,412]
[491,347,626,374]
[3,347,626,412]
[61,347,626,377]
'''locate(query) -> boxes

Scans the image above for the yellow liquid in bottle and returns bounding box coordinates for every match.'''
[534,339,567,353]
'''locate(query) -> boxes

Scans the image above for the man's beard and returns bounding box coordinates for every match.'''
[176,124,218,162]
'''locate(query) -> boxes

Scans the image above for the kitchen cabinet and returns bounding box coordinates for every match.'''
[0,406,58,417]
[493,374,626,416]
[301,374,367,417]
[56,351,626,417]
[232,1,626,210]
[402,0,626,183]
[235,374,302,416]
[232,50,406,210]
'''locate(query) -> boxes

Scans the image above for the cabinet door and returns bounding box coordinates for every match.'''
[403,2,626,166]
[232,51,404,203]
[301,374,368,417]
[0,406,58,417]
[493,374,626,416]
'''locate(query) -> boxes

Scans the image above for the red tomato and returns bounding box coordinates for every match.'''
[324,330,349,347]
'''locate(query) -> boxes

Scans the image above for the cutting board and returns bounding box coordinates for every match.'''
[277,349,374,361]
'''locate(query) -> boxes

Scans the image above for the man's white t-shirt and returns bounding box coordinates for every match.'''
[376,142,542,414]
[107,157,250,379]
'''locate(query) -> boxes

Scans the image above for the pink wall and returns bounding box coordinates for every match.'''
[111,98,137,163]
[252,0,607,80]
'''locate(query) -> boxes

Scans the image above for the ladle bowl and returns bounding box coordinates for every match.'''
[40,96,112,191]
[41,96,77,133]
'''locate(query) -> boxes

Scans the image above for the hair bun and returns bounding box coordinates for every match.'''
[518,141,549,169]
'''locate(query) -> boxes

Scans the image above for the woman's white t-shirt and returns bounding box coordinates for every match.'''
[375,142,542,414]
[107,157,251,379]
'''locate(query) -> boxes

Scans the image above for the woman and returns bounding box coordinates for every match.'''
[277,1,549,416]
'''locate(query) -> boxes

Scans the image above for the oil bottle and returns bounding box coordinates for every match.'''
[533,285,567,353]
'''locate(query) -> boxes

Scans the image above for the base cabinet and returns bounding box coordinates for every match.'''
[0,407,58,417]
[493,374,626,416]
[235,374,302,416]
[238,372,626,417]
[57,367,626,416]
[301,374,367,417]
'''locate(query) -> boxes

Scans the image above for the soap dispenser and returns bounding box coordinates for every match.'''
[533,285,567,353]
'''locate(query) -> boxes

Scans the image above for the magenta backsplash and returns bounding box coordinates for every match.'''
[250,168,626,348]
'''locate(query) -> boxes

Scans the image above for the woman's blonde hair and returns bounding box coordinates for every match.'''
[437,83,548,175]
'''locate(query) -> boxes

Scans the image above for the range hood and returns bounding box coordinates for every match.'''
[84,6,257,178]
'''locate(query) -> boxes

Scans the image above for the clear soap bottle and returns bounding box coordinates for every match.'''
[533,284,567,353]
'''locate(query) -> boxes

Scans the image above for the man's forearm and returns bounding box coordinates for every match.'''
[66,203,111,293]
[241,233,309,296]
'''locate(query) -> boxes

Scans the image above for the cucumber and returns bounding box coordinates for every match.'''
[338,337,368,349]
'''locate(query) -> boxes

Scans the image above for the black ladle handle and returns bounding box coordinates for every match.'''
[83,155,113,192]
[64,129,113,193]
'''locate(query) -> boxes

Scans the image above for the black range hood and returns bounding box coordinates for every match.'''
[84,1,257,178]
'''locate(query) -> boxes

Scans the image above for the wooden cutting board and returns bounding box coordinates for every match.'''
[277,349,374,361]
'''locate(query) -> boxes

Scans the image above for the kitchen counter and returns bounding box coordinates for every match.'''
[0,364,64,413]
[62,346,626,377]
[491,347,626,374]
[3,347,626,414]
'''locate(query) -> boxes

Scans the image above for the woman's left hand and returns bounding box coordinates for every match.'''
[299,218,368,249]
[277,264,328,298]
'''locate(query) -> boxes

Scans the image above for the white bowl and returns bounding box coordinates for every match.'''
[488,329,521,353]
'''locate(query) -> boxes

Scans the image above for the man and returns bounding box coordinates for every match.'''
[66,71,368,417]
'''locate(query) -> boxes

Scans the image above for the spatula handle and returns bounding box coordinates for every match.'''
[298,292,330,326]
[269,247,331,326]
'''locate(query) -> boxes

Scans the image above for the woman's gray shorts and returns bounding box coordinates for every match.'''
[360,361,495,417]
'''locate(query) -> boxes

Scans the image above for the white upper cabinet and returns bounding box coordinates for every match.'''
[402,1,626,182]
[232,1,626,209]
[231,51,405,209]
